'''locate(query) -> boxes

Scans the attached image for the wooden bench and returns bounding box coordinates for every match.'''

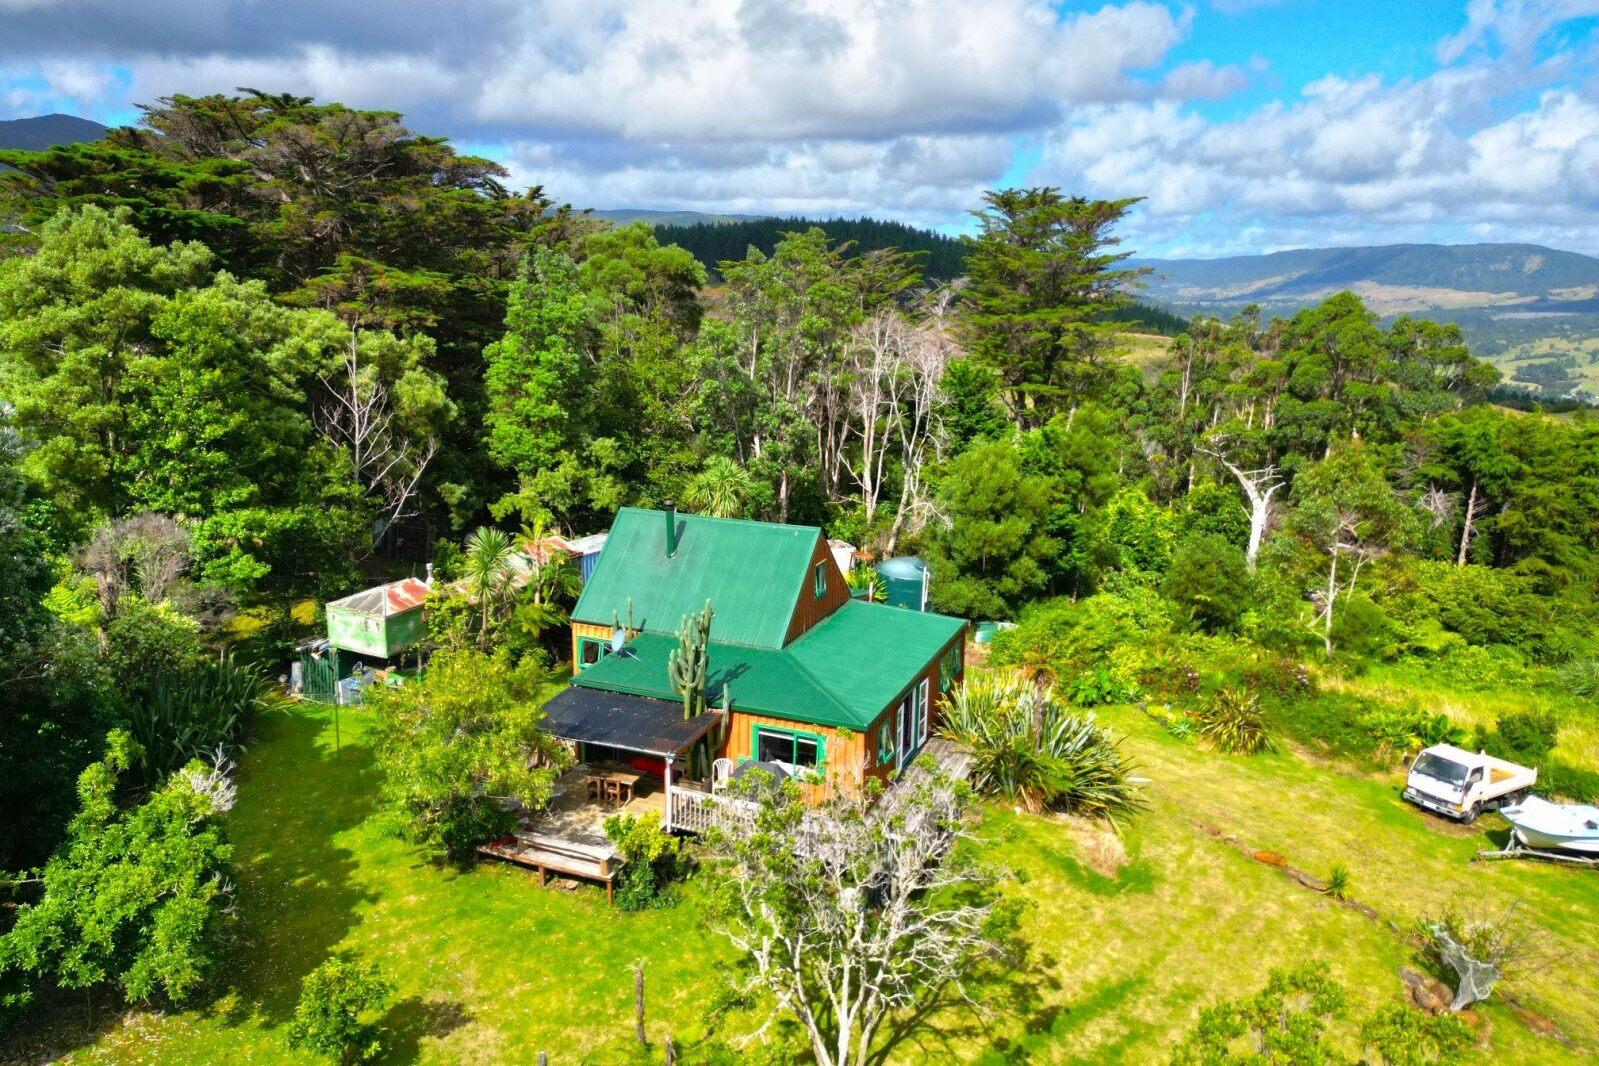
[477,834,621,906]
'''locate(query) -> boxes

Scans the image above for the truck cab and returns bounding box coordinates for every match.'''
[1402,743,1537,823]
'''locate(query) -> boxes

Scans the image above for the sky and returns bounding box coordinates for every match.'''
[2,0,1598,258]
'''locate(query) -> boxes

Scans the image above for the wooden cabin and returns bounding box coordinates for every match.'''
[540,505,967,826]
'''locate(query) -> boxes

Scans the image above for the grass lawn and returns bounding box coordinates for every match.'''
[9,698,1598,1064]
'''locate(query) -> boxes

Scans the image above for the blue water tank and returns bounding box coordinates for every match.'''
[876,557,930,611]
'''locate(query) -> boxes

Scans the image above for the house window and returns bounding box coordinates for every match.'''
[813,561,827,599]
[577,636,611,671]
[876,719,895,766]
[939,644,961,692]
[897,679,930,766]
[753,725,824,774]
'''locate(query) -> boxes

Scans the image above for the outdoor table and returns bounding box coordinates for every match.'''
[584,768,642,805]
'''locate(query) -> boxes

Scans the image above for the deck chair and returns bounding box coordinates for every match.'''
[712,758,734,793]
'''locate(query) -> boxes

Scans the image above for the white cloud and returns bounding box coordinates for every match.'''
[2,0,1598,255]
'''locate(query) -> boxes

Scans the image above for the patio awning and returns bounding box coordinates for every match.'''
[541,685,721,758]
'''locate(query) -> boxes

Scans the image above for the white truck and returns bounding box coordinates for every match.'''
[1402,743,1537,823]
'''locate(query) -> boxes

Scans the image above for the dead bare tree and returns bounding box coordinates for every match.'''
[77,511,192,617]
[884,290,957,555]
[707,763,1007,1066]
[1198,446,1283,571]
[844,291,956,555]
[316,332,438,551]
[1420,903,1550,1011]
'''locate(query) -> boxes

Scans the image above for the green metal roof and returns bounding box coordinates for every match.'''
[570,601,966,732]
[785,600,966,717]
[571,633,855,728]
[572,507,820,649]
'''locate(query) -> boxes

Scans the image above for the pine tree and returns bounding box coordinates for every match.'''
[962,188,1144,428]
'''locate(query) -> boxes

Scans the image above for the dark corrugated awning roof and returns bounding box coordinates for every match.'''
[541,686,721,757]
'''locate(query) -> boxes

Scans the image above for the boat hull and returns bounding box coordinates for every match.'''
[1509,825,1599,854]
[1501,796,1599,855]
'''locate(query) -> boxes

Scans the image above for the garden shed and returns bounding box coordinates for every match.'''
[325,577,430,660]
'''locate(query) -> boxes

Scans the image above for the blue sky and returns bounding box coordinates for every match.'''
[3,0,1598,257]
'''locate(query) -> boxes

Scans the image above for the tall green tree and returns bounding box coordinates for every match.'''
[0,206,412,591]
[368,650,568,858]
[483,249,596,524]
[925,440,1059,619]
[961,188,1143,428]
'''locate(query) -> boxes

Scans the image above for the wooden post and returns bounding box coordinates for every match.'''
[537,1053,547,1066]
[634,960,646,1046]
[663,753,675,832]
[664,1035,675,1065]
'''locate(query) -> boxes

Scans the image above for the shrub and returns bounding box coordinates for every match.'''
[1488,710,1559,762]
[1360,708,1468,759]
[1234,655,1317,700]
[603,812,689,911]
[287,955,394,1064]
[1430,643,1530,692]
[940,671,1144,820]
[1533,761,1599,803]
[125,650,285,785]
[1328,593,1397,662]
[1557,658,1599,699]
[1163,532,1250,632]
[1064,664,1140,706]
[1143,702,1196,740]
[1192,687,1275,755]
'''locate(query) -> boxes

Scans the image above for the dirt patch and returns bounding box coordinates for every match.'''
[1410,810,1483,839]
[1195,819,1382,921]
[1504,996,1580,1050]
[1059,815,1130,877]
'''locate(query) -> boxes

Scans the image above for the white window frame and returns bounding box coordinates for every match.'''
[894,678,931,771]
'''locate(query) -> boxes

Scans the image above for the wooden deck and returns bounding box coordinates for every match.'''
[476,768,669,904]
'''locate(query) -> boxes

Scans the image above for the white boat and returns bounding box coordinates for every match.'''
[1499,795,1599,855]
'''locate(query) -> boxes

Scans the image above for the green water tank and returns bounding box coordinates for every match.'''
[876,556,930,611]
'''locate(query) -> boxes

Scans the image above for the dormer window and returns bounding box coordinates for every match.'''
[813,561,827,599]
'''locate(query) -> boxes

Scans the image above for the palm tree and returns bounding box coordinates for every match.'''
[463,526,517,645]
[682,456,755,519]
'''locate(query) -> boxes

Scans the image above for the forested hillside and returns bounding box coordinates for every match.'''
[656,214,969,279]
[3,91,1599,1060]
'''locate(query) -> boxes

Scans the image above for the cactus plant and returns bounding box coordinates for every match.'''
[668,599,713,720]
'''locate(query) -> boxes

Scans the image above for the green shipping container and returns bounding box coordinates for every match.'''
[325,578,430,660]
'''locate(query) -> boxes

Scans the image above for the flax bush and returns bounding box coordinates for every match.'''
[1193,686,1276,755]
[939,671,1143,821]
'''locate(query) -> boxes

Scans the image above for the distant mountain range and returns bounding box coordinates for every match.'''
[0,113,108,152]
[591,208,764,227]
[1131,243,1599,317]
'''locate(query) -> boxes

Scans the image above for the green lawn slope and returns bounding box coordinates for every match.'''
[9,696,1596,1064]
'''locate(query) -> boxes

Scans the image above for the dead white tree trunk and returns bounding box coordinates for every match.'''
[1457,478,1478,567]
[316,331,438,551]
[1200,447,1283,571]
